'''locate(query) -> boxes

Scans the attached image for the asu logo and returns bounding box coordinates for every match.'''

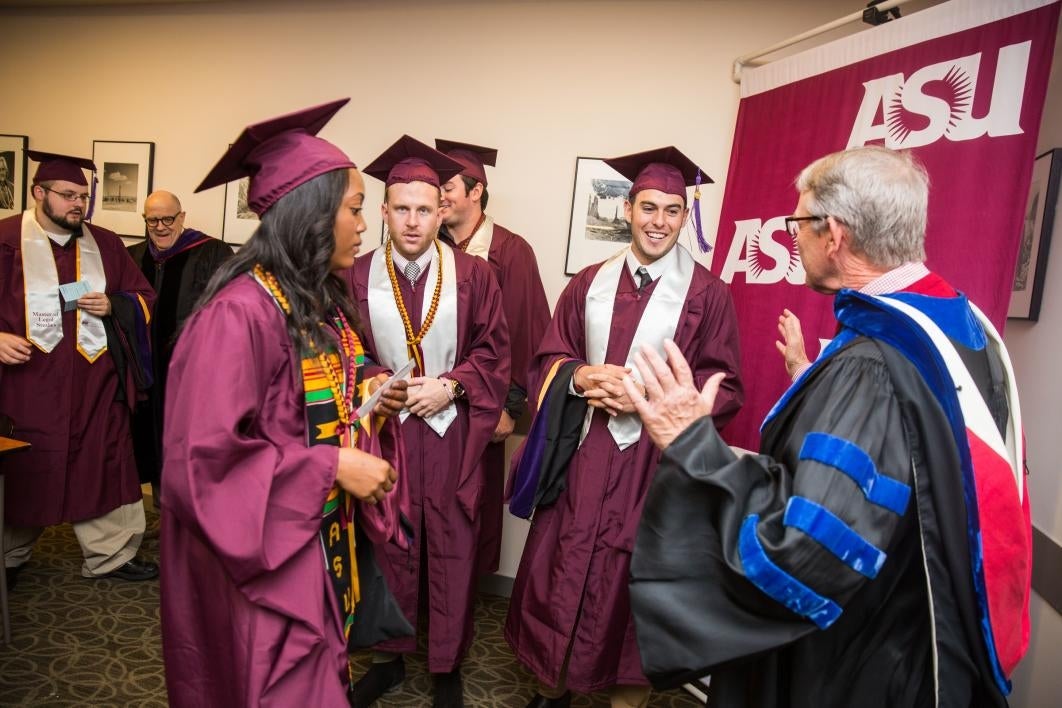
[847,41,1031,149]
[719,217,806,285]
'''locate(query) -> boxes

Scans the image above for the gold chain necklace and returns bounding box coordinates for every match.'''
[253,264,359,427]
[384,239,443,348]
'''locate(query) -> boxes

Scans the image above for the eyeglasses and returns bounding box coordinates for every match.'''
[42,187,90,203]
[144,214,180,228]
[784,215,828,238]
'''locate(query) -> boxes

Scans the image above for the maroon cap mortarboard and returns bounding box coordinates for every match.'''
[363,135,464,189]
[434,139,497,186]
[604,146,715,253]
[27,150,95,186]
[603,146,713,201]
[194,98,355,216]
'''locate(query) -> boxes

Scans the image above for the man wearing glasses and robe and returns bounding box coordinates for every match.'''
[127,190,232,505]
[0,150,158,588]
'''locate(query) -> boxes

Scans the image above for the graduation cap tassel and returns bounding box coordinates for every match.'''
[86,172,98,221]
[693,170,711,253]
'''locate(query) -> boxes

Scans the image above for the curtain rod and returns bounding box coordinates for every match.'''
[732,0,918,83]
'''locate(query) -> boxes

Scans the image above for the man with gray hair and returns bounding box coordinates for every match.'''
[624,146,1031,708]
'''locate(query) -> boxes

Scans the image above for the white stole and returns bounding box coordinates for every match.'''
[582,244,696,449]
[20,209,108,362]
[367,241,459,436]
[462,215,494,260]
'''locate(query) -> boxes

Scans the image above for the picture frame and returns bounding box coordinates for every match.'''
[1009,148,1061,321]
[222,175,259,245]
[90,140,154,238]
[0,133,28,220]
[564,157,633,275]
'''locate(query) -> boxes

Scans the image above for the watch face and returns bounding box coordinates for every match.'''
[453,381,465,398]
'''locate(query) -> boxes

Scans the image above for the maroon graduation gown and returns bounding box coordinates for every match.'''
[161,276,359,707]
[347,246,510,672]
[443,223,551,575]
[0,213,154,526]
[505,260,743,693]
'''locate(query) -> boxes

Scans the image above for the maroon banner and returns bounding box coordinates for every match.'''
[713,1,1060,449]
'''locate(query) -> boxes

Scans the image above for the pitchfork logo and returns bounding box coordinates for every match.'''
[847,41,1030,149]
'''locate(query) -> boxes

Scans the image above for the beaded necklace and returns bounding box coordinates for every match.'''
[455,213,486,253]
[383,239,443,372]
[252,264,363,430]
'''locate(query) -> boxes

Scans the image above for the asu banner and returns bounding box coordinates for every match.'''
[713,0,1060,449]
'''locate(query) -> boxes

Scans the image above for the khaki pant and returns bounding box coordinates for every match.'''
[3,501,146,577]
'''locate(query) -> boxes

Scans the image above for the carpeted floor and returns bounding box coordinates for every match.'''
[1,509,705,707]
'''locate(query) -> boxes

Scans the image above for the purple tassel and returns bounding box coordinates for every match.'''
[86,172,98,221]
[693,170,710,253]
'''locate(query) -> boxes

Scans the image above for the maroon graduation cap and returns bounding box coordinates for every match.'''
[195,98,355,216]
[604,146,714,253]
[434,139,498,186]
[363,135,464,188]
[27,149,95,186]
[28,149,99,219]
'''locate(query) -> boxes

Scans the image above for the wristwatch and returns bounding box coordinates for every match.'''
[449,378,466,400]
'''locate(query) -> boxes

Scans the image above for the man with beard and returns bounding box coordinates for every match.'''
[346,135,510,708]
[127,190,232,505]
[0,150,157,588]
[435,138,550,577]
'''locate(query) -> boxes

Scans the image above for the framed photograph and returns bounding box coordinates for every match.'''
[1009,148,1061,321]
[0,133,28,220]
[222,175,259,245]
[564,157,633,275]
[90,140,154,238]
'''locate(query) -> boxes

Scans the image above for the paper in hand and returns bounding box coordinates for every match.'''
[356,359,416,419]
[58,280,91,311]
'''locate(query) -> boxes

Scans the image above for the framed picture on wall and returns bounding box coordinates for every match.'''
[0,133,28,220]
[1009,148,1061,321]
[564,157,633,275]
[222,175,259,245]
[90,140,154,238]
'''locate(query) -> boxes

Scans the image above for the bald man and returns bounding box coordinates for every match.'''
[128,191,233,502]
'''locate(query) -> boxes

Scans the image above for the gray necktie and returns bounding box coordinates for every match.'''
[636,266,652,291]
[404,260,421,284]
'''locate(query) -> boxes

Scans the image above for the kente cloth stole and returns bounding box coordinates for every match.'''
[462,215,494,260]
[306,340,367,642]
[20,209,108,361]
[367,242,459,436]
[582,244,695,450]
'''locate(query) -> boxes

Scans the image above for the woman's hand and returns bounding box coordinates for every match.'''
[336,447,396,504]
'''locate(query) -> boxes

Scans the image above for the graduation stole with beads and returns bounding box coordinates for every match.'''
[252,265,368,642]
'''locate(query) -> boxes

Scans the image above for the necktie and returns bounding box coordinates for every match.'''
[636,266,652,291]
[404,260,421,284]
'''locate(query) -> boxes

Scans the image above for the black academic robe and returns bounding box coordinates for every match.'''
[128,233,233,486]
[630,283,1018,708]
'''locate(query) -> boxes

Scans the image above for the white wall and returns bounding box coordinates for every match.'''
[1003,6,1062,705]
[2,0,1058,703]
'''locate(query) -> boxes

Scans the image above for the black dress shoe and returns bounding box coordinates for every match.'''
[98,557,159,581]
[351,656,405,708]
[525,691,571,708]
[432,666,463,708]
[4,564,23,591]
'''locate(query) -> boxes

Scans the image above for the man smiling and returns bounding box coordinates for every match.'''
[127,190,232,505]
[504,147,743,708]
